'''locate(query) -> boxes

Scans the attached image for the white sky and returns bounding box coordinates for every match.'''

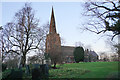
[0,1,118,56]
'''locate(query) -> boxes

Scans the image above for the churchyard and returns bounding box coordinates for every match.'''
[1,1,120,80]
[49,62,119,78]
[1,61,119,79]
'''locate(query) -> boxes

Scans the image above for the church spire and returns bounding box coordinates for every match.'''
[50,7,57,33]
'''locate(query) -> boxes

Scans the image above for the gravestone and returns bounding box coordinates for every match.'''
[32,64,41,80]
[32,64,49,80]
[33,64,40,68]
[40,64,49,79]
[32,67,41,80]
[25,65,30,75]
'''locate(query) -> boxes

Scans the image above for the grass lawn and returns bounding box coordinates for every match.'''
[49,62,119,78]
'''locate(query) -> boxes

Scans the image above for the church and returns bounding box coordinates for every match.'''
[45,7,99,63]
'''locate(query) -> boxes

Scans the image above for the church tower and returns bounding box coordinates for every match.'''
[45,7,61,54]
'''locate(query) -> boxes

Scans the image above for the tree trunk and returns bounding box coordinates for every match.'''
[22,54,26,67]
[118,48,120,61]
[42,59,44,65]
[53,62,56,69]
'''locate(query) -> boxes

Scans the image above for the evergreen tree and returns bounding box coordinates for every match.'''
[73,47,84,63]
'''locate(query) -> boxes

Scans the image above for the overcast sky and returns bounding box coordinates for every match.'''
[1,1,118,56]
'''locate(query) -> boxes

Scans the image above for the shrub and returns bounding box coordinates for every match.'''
[11,69,23,79]
[2,69,12,80]
[44,53,50,60]
[2,63,7,72]
[2,68,23,80]
[73,47,84,63]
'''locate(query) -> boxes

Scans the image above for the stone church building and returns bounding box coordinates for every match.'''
[45,7,98,63]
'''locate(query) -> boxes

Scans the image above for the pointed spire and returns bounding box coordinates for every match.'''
[50,6,57,34]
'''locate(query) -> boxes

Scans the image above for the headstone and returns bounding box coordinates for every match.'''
[40,64,49,79]
[32,67,41,80]
[33,64,40,68]
[25,65,30,75]
[32,64,41,80]
[31,64,49,80]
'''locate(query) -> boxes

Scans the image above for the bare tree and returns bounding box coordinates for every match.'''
[99,52,109,61]
[114,43,120,61]
[111,54,119,61]
[4,55,19,69]
[82,0,120,40]
[105,38,118,53]
[75,41,84,47]
[46,34,62,68]
[27,54,45,64]
[61,37,66,46]
[82,0,120,61]
[49,47,62,68]
[2,3,48,67]
[0,26,3,30]
[105,37,120,61]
